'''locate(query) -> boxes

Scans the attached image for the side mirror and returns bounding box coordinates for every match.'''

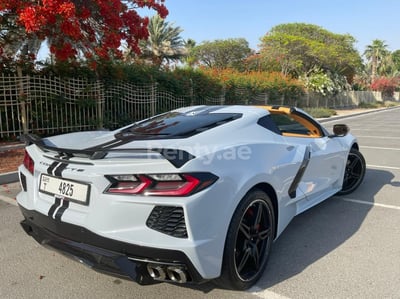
[332,124,349,137]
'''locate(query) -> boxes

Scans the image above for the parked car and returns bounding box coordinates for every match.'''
[17,105,365,290]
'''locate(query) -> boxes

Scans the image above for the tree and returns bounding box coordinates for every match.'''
[363,39,390,80]
[0,9,45,75]
[299,67,349,96]
[259,23,362,81]
[191,38,252,70]
[0,0,168,66]
[182,38,197,67]
[138,14,186,67]
[370,76,399,99]
[391,50,400,75]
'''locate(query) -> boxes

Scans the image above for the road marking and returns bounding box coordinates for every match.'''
[341,197,400,210]
[367,164,400,170]
[361,146,400,151]
[0,195,18,206]
[357,135,400,139]
[250,288,292,299]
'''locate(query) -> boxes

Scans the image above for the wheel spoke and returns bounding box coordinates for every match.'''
[250,243,260,269]
[237,247,251,273]
[239,222,251,239]
[349,171,361,179]
[257,227,271,241]
[348,156,359,170]
[253,202,263,227]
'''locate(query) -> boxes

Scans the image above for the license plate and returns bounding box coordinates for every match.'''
[39,174,90,205]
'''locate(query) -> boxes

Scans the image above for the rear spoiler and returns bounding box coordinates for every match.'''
[21,134,195,168]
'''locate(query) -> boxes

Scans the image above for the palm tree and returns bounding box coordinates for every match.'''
[363,39,390,80]
[139,15,187,67]
[182,38,197,67]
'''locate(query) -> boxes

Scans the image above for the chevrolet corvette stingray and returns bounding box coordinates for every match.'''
[17,105,366,290]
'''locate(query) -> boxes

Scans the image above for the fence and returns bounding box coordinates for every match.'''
[0,74,226,139]
[0,74,398,139]
[0,75,102,138]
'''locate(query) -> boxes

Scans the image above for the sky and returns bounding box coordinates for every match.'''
[156,0,400,55]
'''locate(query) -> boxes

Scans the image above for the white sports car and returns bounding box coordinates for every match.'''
[17,105,365,290]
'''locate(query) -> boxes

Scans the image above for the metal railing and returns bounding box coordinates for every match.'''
[1,74,396,139]
[0,75,219,138]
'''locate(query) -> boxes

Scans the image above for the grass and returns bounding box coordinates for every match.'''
[304,100,400,118]
[358,101,400,108]
[303,107,337,118]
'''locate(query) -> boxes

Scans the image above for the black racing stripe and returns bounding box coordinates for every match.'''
[54,200,70,221]
[54,163,68,177]
[48,197,62,217]
[47,162,59,175]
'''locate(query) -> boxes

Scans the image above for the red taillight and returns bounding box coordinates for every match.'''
[106,175,152,194]
[23,150,34,174]
[105,173,218,197]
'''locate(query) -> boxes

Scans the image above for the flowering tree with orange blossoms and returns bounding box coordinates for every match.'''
[0,0,168,66]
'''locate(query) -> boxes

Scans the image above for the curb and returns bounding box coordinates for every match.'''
[318,106,400,123]
[0,143,25,152]
[0,171,19,185]
[0,142,24,184]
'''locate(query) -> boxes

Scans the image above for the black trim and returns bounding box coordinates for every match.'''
[18,206,204,283]
[153,148,195,168]
[20,218,155,284]
[288,146,311,198]
[20,173,27,192]
[146,206,187,238]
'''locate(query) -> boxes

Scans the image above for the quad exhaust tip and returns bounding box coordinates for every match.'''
[147,263,188,284]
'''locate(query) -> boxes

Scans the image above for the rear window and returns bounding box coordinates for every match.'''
[119,112,242,138]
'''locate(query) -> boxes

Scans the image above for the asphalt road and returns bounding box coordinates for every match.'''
[1,107,400,299]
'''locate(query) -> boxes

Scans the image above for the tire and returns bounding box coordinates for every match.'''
[337,148,366,195]
[215,189,275,290]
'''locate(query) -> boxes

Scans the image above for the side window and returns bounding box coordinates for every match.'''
[257,115,282,135]
[269,113,321,137]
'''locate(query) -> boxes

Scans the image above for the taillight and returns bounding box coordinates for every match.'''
[105,172,218,196]
[23,150,34,174]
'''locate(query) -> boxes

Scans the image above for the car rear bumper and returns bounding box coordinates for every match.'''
[19,205,206,285]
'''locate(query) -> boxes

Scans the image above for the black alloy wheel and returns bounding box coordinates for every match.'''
[216,189,275,290]
[337,148,366,195]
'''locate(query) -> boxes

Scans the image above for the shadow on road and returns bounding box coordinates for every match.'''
[253,167,394,289]
[180,167,395,293]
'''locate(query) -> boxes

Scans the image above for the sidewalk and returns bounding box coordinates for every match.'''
[0,181,20,205]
